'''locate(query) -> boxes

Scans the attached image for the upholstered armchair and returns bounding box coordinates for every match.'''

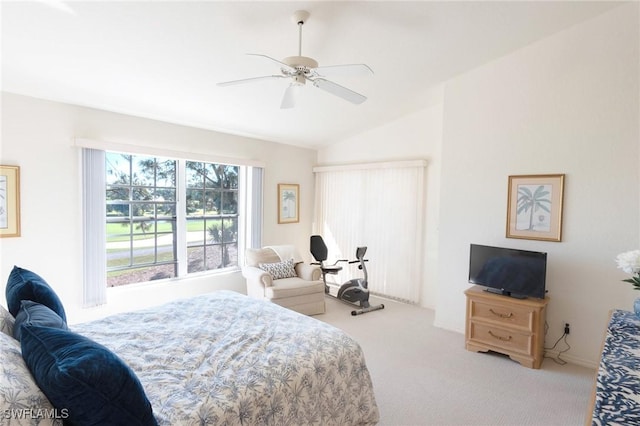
[242,245,325,315]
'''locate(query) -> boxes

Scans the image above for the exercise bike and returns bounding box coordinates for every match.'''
[310,235,385,316]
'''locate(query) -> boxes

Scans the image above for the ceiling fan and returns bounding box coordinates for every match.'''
[217,10,373,109]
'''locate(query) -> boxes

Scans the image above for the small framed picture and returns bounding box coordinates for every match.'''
[278,183,299,224]
[0,165,21,238]
[506,174,565,242]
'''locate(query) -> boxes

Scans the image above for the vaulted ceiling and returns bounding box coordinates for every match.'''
[1,1,622,148]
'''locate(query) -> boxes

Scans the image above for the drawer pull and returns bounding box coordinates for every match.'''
[488,331,512,342]
[489,308,513,319]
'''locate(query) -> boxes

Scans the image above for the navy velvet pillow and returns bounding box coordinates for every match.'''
[5,266,66,322]
[13,300,67,341]
[20,325,157,426]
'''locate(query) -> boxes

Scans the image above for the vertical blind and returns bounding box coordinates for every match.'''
[246,166,263,249]
[313,160,427,303]
[82,148,107,307]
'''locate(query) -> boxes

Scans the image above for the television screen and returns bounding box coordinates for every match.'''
[468,244,547,299]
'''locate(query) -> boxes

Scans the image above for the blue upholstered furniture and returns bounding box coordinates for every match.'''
[590,310,640,425]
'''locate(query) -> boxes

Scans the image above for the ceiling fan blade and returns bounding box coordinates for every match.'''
[280,84,301,109]
[217,75,285,87]
[313,63,374,77]
[312,78,367,105]
[246,53,295,73]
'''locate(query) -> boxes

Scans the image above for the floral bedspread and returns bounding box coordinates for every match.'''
[592,309,640,425]
[72,290,379,425]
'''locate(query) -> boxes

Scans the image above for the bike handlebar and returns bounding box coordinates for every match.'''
[313,259,366,265]
[312,260,349,266]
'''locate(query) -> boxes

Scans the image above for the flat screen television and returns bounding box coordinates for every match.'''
[468,244,547,299]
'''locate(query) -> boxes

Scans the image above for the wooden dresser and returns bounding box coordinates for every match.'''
[464,285,549,369]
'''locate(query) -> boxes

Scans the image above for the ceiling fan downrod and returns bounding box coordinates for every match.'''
[297,17,303,56]
[282,11,318,73]
[293,10,310,57]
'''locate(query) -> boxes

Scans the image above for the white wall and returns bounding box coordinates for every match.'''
[317,98,443,309]
[319,4,639,367]
[436,4,639,367]
[0,93,318,323]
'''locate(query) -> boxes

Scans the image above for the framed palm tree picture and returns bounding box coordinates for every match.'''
[278,183,299,224]
[506,174,565,242]
[0,165,20,238]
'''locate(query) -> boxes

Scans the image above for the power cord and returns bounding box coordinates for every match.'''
[544,321,570,365]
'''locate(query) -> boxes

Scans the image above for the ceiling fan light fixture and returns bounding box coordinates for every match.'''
[291,74,306,86]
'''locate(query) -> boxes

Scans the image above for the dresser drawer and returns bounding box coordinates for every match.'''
[469,299,535,331]
[468,322,532,355]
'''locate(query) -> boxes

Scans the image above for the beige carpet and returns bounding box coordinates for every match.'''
[316,296,596,426]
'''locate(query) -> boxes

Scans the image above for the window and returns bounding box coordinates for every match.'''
[104,153,245,287]
[80,146,263,298]
[106,153,179,286]
[184,162,239,274]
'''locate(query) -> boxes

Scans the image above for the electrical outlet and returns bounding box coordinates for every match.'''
[564,323,570,335]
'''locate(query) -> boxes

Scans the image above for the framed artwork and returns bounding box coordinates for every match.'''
[278,183,299,224]
[0,165,21,238]
[506,174,565,242]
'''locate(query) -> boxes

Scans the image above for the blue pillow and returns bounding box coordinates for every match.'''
[6,266,66,322]
[13,300,67,341]
[20,325,157,426]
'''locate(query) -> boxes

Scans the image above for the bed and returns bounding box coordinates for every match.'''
[588,309,640,425]
[1,287,379,425]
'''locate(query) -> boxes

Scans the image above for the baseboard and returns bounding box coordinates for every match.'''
[544,349,598,370]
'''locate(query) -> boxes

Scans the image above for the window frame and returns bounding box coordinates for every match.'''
[105,152,243,287]
[80,139,264,306]
[105,153,179,283]
[183,160,240,275]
